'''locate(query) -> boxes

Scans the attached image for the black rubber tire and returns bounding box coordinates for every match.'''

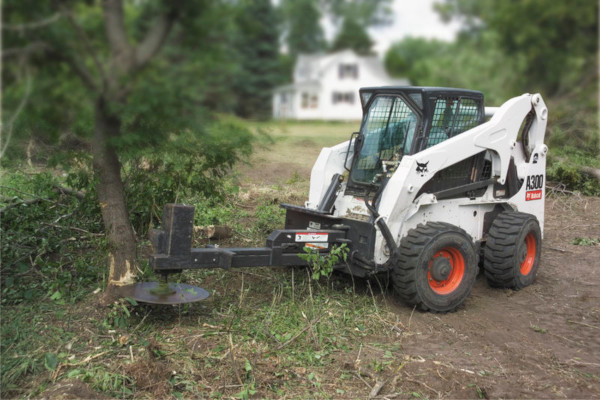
[392,222,478,312]
[483,212,542,289]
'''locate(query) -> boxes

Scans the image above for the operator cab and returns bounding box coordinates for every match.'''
[347,87,485,192]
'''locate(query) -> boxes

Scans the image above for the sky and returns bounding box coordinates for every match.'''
[323,0,463,57]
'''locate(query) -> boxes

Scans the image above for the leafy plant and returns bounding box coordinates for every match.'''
[546,147,600,196]
[299,243,349,280]
[571,237,599,246]
[1,170,104,305]
[253,202,285,235]
[530,324,547,334]
[103,297,138,329]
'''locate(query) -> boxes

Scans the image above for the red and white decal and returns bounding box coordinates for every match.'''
[525,174,544,201]
[526,190,542,201]
[295,232,328,242]
[305,242,329,250]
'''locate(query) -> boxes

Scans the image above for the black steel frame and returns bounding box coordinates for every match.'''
[149,204,354,274]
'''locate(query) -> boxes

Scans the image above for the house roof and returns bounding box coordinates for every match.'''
[275,49,410,93]
[294,49,396,81]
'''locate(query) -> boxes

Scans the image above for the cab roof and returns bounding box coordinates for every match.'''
[359,86,484,111]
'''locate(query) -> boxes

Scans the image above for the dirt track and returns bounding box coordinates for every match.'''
[378,195,600,398]
[241,143,600,398]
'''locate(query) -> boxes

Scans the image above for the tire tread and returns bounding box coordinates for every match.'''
[392,222,477,312]
[483,212,540,289]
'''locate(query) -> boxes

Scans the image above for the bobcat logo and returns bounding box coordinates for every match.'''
[416,161,429,176]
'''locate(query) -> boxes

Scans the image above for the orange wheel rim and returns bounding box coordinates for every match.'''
[520,233,536,275]
[427,247,465,295]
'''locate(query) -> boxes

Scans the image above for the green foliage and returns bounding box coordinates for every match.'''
[234,0,286,119]
[331,17,374,55]
[530,324,547,334]
[325,0,393,27]
[385,1,599,195]
[236,381,257,400]
[385,33,522,105]
[104,298,138,329]
[121,119,254,233]
[44,353,59,371]
[76,366,135,398]
[2,0,259,175]
[571,237,599,246]
[436,0,598,94]
[283,0,327,58]
[1,301,75,391]
[253,202,286,235]
[0,170,104,305]
[299,243,349,280]
[547,148,600,196]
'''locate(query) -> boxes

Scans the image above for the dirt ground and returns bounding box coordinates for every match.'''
[236,142,600,399]
[378,194,600,398]
[31,126,600,399]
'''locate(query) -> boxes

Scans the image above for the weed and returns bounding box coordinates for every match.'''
[286,171,304,184]
[236,381,257,399]
[530,324,547,334]
[253,202,285,235]
[103,297,138,329]
[1,170,105,305]
[75,366,135,397]
[546,148,600,196]
[571,237,599,246]
[299,243,349,280]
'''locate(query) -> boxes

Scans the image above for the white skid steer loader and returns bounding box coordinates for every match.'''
[131,86,549,313]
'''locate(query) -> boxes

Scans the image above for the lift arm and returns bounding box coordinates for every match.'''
[149,204,349,273]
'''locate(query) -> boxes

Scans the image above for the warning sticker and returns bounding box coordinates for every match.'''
[305,243,329,250]
[526,190,542,201]
[295,232,328,242]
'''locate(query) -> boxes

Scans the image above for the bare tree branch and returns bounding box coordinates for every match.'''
[102,0,133,63]
[57,51,100,92]
[0,65,32,159]
[2,42,100,93]
[134,10,177,70]
[2,13,62,31]
[59,6,107,90]
[1,41,50,58]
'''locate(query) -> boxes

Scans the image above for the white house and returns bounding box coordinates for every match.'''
[272,49,409,120]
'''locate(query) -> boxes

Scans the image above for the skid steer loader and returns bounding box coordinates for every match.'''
[127,86,548,312]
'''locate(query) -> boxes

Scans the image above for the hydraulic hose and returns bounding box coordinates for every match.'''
[362,180,399,271]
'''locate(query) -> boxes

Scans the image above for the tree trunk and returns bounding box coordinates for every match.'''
[92,97,137,303]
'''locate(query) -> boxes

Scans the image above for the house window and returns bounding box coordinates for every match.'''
[339,63,358,79]
[302,92,318,109]
[332,92,355,104]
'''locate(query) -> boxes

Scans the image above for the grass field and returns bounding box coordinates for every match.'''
[240,121,359,188]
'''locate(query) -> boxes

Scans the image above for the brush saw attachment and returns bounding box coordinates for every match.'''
[118,280,210,305]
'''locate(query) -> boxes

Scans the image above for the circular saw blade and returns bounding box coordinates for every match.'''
[118,282,210,304]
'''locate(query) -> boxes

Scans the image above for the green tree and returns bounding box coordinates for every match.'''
[325,0,393,27]
[385,37,451,84]
[330,16,374,55]
[234,0,284,119]
[435,0,598,95]
[326,0,391,55]
[435,0,599,161]
[2,1,253,299]
[283,0,327,58]
[384,33,522,105]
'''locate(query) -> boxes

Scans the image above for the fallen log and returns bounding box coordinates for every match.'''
[194,225,233,240]
[581,166,600,182]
